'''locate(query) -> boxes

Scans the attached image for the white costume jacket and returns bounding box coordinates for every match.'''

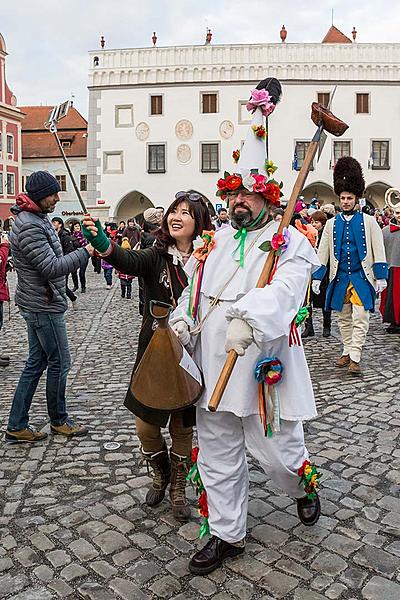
[171,221,321,421]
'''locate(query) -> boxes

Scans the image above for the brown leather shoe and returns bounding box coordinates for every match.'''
[50,419,89,437]
[5,428,48,444]
[170,451,191,522]
[336,354,350,368]
[141,446,171,507]
[189,536,245,575]
[348,360,362,376]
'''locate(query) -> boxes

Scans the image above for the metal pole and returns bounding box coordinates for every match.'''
[50,124,87,213]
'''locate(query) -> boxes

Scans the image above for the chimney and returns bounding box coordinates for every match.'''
[280,25,287,43]
[100,35,105,49]
[205,28,212,45]
[152,32,157,46]
[352,26,357,41]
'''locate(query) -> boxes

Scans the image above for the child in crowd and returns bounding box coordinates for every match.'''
[117,238,135,298]
[101,258,113,289]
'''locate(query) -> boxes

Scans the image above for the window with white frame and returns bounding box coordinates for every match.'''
[103,151,124,174]
[371,140,390,169]
[356,93,370,114]
[201,143,219,172]
[293,141,314,171]
[6,134,14,155]
[7,173,15,195]
[55,174,67,191]
[148,144,166,173]
[201,92,218,114]
[150,96,163,116]
[333,141,351,167]
[80,174,87,191]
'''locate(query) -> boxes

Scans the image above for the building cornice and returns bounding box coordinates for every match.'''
[89,42,400,88]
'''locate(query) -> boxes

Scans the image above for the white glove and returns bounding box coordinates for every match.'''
[171,321,190,346]
[375,279,387,294]
[225,318,254,356]
[311,280,321,295]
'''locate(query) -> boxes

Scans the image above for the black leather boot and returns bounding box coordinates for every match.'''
[141,446,171,507]
[297,493,321,526]
[302,317,315,338]
[189,535,245,575]
[322,310,331,337]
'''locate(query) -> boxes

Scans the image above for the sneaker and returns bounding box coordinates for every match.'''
[5,427,48,444]
[106,285,111,289]
[336,354,350,368]
[50,419,89,437]
[348,360,362,376]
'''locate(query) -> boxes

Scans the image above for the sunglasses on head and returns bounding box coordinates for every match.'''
[175,191,205,204]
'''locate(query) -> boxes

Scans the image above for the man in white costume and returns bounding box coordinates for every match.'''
[171,79,322,575]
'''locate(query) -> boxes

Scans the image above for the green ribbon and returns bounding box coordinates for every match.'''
[295,306,310,326]
[232,206,266,268]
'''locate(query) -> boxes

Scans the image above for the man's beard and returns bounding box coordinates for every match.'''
[230,207,253,229]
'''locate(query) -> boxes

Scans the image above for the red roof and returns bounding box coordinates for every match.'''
[20,106,87,159]
[20,105,87,131]
[322,25,352,44]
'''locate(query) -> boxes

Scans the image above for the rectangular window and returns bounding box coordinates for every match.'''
[356,93,369,114]
[293,142,314,171]
[317,92,330,108]
[371,140,390,169]
[333,141,351,166]
[148,144,166,173]
[0,172,3,194]
[7,134,14,155]
[201,93,218,114]
[80,174,87,191]
[115,105,134,127]
[201,143,219,172]
[150,95,163,116]
[7,173,15,195]
[55,174,67,191]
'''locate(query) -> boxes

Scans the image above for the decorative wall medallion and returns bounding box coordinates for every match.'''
[136,122,149,141]
[175,119,193,140]
[220,120,234,139]
[177,144,191,164]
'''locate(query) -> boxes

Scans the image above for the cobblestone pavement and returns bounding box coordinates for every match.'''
[1,270,400,600]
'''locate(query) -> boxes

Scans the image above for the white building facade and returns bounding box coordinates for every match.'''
[87,31,400,221]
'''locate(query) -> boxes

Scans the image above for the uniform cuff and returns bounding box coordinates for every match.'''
[312,265,327,281]
[373,262,388,280]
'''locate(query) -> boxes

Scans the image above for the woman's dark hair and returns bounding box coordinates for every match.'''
[70,221,81,233]
[154,194,212,254]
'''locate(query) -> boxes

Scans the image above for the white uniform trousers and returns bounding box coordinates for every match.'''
[337,303,370,363]
[196,407,308,544]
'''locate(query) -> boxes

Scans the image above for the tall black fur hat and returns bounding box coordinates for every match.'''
[333,157,365,198]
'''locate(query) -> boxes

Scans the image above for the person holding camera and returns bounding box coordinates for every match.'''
[5,171,90,443]
[0,232,10,367]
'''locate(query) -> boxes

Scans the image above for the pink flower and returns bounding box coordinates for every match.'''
[246,89,275,117]
[252,174,267,193]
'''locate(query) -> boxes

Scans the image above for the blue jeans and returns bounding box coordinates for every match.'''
[103,268,113,286]
[7,311,70,431]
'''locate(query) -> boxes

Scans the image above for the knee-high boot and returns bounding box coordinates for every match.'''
[141,445,171,507]
[170,451,191,522]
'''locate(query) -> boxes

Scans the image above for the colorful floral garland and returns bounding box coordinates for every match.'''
[298,460,321,499]
[255,357,283,437]
[188,231,215,321]
[232,149,240,164]
[246,88,276,117]
[186,447,209,538]
[252,124,266,139]
[216,170,282,207]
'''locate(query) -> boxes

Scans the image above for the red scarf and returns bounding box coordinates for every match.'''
[390,222,400,233]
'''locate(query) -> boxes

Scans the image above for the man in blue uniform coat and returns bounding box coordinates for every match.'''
[312,157,387,375]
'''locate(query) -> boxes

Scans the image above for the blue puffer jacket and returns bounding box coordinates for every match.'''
[10,194,88,313]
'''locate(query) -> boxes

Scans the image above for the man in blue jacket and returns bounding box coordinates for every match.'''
[312,158,387,375]
[5,171,89,443]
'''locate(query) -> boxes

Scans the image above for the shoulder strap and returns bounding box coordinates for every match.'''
[165,259,177,309]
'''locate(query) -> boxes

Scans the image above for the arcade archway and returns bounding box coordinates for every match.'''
[113,190,154,223]
[302,181,337,206]
[365,181,392,209]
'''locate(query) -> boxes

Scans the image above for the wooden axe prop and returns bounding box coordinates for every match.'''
[44,101,87,213]
[208,87,348,412]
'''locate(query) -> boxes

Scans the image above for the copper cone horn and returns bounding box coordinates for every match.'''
[131,301,203,412]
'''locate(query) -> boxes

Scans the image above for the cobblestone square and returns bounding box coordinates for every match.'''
[1,271,399,599]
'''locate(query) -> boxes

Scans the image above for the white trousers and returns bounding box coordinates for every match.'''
[196,408,308,543]
[337,303,370,363]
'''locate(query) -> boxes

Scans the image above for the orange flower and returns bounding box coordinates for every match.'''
[193,230,215,262]
[264,183,281,205]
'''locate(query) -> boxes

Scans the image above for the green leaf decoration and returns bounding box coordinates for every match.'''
[259,241,272,252]
[224,171,230,179]
[250,168,258,175]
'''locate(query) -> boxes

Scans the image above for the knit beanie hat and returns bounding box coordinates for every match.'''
[26,171,61,203]
[143,208,162,224]
[295,200,307,213]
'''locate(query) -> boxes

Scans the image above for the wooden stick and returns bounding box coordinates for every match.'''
[208,139,319,412]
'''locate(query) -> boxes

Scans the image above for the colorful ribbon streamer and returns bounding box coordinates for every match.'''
[254,357,283,437]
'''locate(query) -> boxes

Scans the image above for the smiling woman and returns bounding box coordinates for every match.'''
[81,192,211,521]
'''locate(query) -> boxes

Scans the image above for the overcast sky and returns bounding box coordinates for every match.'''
[2,0,399,117]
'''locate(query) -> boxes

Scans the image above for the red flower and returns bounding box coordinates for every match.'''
[225,175,242,191]
[198,491,209,518]
[271,233,285,250]
[264,183,281,205]
[217,178,226,190]
[191,447,199,463]
[298,459,310,477]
